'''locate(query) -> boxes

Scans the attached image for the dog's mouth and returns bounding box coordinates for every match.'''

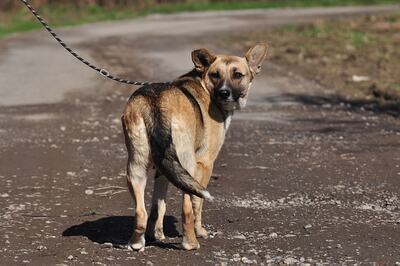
[221,100,238,111]
[221,94,248,111]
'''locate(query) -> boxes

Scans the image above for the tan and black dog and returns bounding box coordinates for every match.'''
[121,43,268,251]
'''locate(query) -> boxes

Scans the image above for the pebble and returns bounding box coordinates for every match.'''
[36,245,47,251]
[304,224,312,229]
[85,189,94,195]
[268,232,278,238]
[0,193,9,198]
[101,242,113,248]
[67,255,74,260]
[284,257,298,264]
[233,234,246,240]
[241,257,256,264]
[66,171,76,177]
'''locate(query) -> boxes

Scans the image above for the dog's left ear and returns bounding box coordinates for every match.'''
[245,43,268,76]
[192,48,216,72]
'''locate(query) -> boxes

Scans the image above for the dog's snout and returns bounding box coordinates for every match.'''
[218,88,231,100]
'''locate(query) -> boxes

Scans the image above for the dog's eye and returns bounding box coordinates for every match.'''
[233,72,244,79]
[209,72,220,79]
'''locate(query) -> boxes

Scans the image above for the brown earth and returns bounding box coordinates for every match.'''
[1,6,400,265]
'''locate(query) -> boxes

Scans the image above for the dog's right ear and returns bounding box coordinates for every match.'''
[192,48,216,72]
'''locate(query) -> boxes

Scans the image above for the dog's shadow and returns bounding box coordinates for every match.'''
[62,215,181,249]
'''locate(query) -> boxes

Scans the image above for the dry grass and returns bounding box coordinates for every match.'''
[230,13,400,102]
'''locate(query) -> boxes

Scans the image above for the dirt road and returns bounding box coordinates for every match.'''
[1,6,400,265]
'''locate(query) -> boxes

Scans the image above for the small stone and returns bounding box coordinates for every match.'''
[284,257,298,264]
[241,257,256,264]
[36,245,47,251]
[304,224,312,229]
[0,193,9,198]
[67,171,76,177]
[67,255,74,260]
[101,242,113,248]
[268,232,278,238]
[233,234,246,239]
[85,189,94,195]
[91,137,99,142]
[60,126,66,131]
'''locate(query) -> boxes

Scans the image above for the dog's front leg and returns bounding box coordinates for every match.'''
[182,193,200,250]
[192,162,213,239]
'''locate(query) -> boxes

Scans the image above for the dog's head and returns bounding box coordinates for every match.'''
[192,43,268,111]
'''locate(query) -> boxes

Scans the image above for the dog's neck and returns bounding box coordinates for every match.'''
[178,69,234,126]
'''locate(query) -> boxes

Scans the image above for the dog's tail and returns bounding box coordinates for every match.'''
[156,149,213,201]
[150,130,213,201]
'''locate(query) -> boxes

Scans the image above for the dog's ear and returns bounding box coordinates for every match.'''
[192,48,216,72]
[245,43,268,76]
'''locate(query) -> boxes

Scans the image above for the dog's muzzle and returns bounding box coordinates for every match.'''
[217,87,247,111]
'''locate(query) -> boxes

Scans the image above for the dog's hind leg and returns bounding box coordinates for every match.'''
[192,162,213,239]
[146,171,169,242]
[182,193,199,250]
[123,115,150,252]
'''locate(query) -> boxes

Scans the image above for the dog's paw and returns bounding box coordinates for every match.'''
[195,226,209,239]
[128,236,145,252]
[182,237,200,250]
[146,228,165,242]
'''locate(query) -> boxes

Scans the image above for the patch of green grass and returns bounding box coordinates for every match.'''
[280,25,298,33]
[302,25,333,38]
[1,0,400,38]
[346,31,371,46]
[391,84,400,90]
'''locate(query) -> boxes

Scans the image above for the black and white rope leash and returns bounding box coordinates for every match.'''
[20,0,158,86]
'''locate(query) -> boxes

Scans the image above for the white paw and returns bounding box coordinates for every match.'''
[128,236,145,252]
[195,226,209,239]
[182,237,200,250]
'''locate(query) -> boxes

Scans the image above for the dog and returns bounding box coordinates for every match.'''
[121,43,268,251]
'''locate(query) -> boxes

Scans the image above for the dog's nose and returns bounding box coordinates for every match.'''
[218,89,231,100]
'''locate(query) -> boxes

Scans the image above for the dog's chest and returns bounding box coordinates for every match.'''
[195,119,226,161]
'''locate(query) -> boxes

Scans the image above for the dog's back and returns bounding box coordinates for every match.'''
[121,75,213,199]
